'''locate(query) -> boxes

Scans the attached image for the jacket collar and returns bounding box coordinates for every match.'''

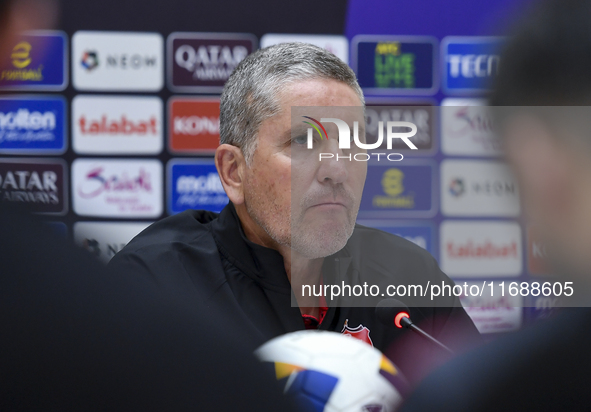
[210,202,292,293]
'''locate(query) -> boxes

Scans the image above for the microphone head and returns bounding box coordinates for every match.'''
[375,299,411,328]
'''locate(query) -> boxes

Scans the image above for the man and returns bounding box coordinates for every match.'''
[109,42,480,384]
[400,0,591,409]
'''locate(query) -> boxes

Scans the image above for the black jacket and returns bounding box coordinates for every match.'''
[109,202,482,384]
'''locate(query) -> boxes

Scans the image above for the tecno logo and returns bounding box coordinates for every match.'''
[301,116,417,162]
[440,220,522,277]
[73,95,163,155]
[169,98,220,153]
[72,31,164,91]
[447,54,499,78]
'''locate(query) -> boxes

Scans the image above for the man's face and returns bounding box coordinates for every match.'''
[242,78,367,259]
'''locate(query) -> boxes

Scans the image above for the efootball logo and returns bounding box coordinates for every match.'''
[81,50,99,71]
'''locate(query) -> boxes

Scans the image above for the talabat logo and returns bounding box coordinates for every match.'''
[168,32,256,93]
[441,160,520,217]
[440,220,522,277]
[72,159,162,218]
[0,32,67,91]
[301,116,417,162]
[442,37,504,93]
[358,163,435,218]
[441,99,501,156]
[169,98,220,153]
[73,95,162,155]
[168,159,228,214]
[0,158,66,214]
[72,31,163,91]
[0,96,66,154]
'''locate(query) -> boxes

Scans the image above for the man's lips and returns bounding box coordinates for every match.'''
[309,201,347,208]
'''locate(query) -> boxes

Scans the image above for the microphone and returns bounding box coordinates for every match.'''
[375,299,454,355]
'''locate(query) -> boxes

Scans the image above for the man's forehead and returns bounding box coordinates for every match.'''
[277,78,363,107]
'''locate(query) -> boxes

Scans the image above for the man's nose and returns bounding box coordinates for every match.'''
[316,138,349,185]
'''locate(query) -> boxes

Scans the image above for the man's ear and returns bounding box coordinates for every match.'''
[215,144,246,205]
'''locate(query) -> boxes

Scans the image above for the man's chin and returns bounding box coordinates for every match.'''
[290,224,353,259]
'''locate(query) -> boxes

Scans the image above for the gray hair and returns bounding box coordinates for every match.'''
[219,42,365,164]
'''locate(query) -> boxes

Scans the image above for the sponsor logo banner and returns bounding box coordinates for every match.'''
[441,99,501,156]
[461,284,523,334]
[0,31,67,91]
[260,34,348,62]
[72,31,163,91]
[442,36,504,94]
[167,32,256,93]
[352,35,437,95]
[361,222,435,256]
[74,221,151,263]
[441,159,520,217]
[168,159,228,214]
[0,158,67,214]
[72,158,162,218]
[0,96,66,154]
[527,226,550,275]
[72,95,162,155]
[358,162,436,218]
[168,97,219,153]
[365,103,435,153]
[440,220,522,277]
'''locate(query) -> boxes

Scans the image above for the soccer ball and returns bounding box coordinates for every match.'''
[255,330,409,412]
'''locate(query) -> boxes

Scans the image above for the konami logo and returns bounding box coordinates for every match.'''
[73,95,163,155]
[169,97,220,153]
[440,220,522,277]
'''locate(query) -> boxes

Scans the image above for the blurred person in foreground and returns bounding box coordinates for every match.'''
[109,42,482,385]
[400,0,591,410]
[0,2,295,409]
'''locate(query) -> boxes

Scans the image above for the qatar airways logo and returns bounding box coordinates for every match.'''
[77,166,152,199]
[302,116,418,162]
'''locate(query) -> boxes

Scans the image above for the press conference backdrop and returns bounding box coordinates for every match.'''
[0,0,545,336]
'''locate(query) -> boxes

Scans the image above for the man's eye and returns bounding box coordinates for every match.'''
[292,135,308,145]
